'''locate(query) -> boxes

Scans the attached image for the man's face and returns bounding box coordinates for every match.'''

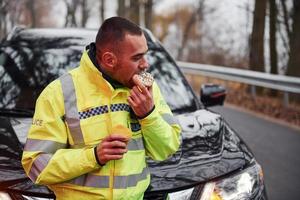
[113,33,149,88]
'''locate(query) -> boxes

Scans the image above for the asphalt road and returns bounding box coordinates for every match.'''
[210,105,300,200]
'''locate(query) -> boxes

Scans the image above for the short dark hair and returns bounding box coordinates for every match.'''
[95,17,142,55]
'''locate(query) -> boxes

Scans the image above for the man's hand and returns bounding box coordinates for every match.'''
[128,81,154,118]
[95,134,128,165]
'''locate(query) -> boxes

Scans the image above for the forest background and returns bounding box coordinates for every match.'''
[0,0,299,127]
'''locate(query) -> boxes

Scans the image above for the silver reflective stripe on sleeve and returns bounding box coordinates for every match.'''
[161,113,179,125]
[69,174,110,188]
[60,73,84,145]
[68,167,150,188]
[28,153,52,182]
[24,139,66,154]
[114,167,149,189]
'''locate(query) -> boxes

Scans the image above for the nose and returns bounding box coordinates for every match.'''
[139,56,149,70]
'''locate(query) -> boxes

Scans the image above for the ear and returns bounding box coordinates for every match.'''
[101,52,117,69]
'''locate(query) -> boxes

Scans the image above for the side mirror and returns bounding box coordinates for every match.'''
[200,84,226,107]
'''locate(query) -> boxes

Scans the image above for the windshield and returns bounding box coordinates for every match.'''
[0,31,197,112]
[147,48,197,112]
[0,36,84,110]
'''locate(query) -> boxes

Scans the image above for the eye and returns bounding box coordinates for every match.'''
[132,55,142,61]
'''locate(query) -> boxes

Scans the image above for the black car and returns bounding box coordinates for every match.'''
[0,27,267,200]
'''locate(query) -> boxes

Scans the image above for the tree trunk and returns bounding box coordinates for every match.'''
[64,0,79,27]
[117,0,126,18]
[177,0,205,60]
[269,0,278,96]
[0,0,8,39]
[144,0,153,31]
[27,0,36,28]
[249,0,267,72]
[287,0,300,77]
[249,0,267,94]
[99,0,105,23]
[129,0,140,25]
[280,0,291,43]
[269,0,278,75]
[80,0,88,27]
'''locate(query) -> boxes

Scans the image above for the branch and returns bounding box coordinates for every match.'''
[280,0,291,42]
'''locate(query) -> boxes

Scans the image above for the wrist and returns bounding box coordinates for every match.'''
[137,105,155,119]
[94,146,105,166]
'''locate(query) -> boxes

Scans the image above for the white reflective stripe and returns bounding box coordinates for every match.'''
[24,138,66,153]
[68,174,110,188]
[60,73,84,145]
[128,137,144,151]
[28,153,52,182]
[114,167,150,189]
[162,113,179,125]
[68,167,150,188]
[65,118,85,145]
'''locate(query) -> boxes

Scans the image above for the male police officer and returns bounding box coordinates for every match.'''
[22,17,181,200]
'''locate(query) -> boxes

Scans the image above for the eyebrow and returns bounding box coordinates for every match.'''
[131,49,149,59]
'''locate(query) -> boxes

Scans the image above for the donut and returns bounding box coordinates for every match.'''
[111,125,132,139]
[133,71,154,87]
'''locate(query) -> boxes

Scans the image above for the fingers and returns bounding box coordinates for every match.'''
[96,135,130,165]
[102,139,127,149]
[105,134,129,142]
[128,85,154,118]
[131,86,151,100]
[127,95,137,106]
[102,147,128,155]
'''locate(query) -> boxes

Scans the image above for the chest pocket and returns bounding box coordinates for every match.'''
[80,117,108,144]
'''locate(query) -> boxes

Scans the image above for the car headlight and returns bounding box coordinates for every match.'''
[168,161,264,200]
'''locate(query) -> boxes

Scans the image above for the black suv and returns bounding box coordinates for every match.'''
[0,27,267,200]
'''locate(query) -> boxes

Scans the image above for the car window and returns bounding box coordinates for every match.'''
[0,31,198,113]
[147,49,197,112]
[0,37,84,110]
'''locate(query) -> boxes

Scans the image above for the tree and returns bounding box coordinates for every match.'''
[0,0,9,38]
[269,0,278,96]
[99,0,105,23]
[249,0,267,73]
[129,0,140,25]
[80,0,89,27]
[177,0,205,60]
[287,0,300,77]
[153,13,174,42]
[269,0,278,75]
[144,0,153,31]
[64,0,80,27]
[26,0,36,28]
[0,0,55,39]
[117,0,126,18]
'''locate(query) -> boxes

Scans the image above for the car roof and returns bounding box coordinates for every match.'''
[6,27,97,41]
[4,27,159,47]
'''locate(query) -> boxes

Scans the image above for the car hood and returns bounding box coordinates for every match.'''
[147,109,254,193]
[0,109,253,196]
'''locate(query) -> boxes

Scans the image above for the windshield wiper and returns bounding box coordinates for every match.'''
[0,108,34,117]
